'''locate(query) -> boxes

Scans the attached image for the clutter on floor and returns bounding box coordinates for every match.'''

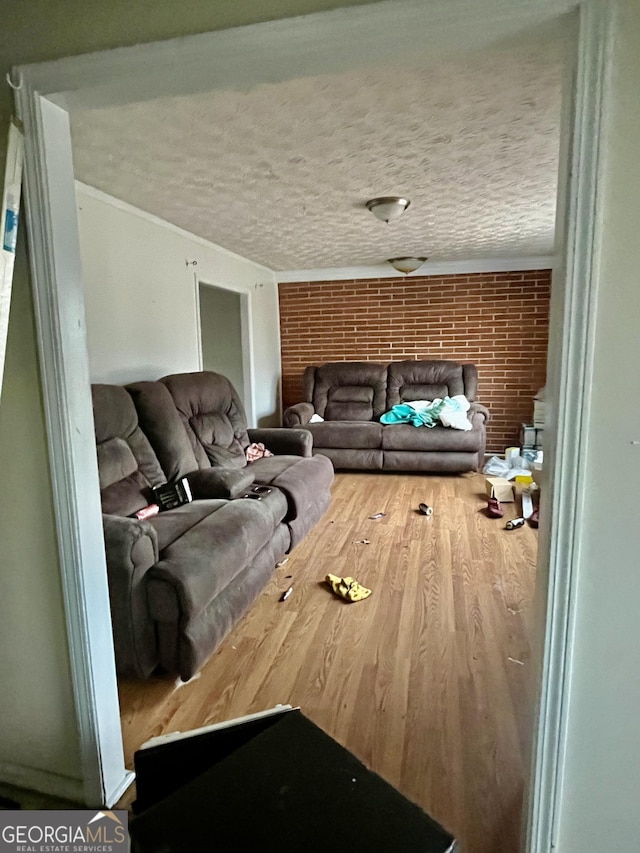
[520,422,544,450]
[418,503,433,516]
[487,497,505,518]
[484,440,542,529]
[279,586,294,602]
[485,476,515,502]
[521,488,534,519]
[519,385,546,452]
[326,573,372,602]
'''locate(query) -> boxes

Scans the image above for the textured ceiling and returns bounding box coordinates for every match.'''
[69,36,564,272]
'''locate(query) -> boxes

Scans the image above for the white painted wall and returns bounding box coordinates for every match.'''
[554,1,640,849]
[0,234,82,796]
[75,183,281,426]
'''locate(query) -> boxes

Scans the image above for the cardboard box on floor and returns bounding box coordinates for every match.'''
[485,477,515,502]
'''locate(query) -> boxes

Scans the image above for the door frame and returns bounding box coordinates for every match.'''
[13,0,609,840]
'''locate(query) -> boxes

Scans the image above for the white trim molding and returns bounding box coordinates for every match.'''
[526,2,612,851]
[277,256,555,283]
[15,88,132,807]
[22,0,578,110]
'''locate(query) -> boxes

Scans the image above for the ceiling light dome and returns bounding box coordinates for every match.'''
[365,197,411,222]
[387,257,427,274]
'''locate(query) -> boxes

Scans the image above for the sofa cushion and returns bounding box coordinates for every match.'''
[165,524,291,680]
[161,371,250,470]
[92,384,167,516]
[242,454,333,550]
[381,423,483,452]
[127,380,200,481]
[147,499,277,623]
[148,500,229,551]
[311,362,387,421]
[385,361,478,410]
[313,448,384,470]
[190,410,246,468]
[383,450,480,473]
[100,468,151,517]
[229,488,289,533]
[102,514,160,678]
[247,453,329,485]
[326,385,374,420]
[96,437,138,489]
[248,454,334,519]
[304,421,382,449]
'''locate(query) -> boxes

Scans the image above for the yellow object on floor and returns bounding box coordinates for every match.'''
[326,573,372,602]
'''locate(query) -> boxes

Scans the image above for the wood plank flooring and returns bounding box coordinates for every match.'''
[117,472,539,853]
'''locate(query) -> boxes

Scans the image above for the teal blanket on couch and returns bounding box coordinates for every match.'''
[380,400,446,428]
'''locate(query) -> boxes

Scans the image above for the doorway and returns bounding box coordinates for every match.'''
[197,282,251,418]
[13,1,609,846]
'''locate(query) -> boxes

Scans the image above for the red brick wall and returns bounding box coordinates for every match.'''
[278,270,551,453]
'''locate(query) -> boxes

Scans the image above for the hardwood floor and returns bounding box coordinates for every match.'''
[118,472,539,853]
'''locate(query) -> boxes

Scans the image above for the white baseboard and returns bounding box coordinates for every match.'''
[0,760,84,804]
[0,761,135,809]
[104,769,135,808]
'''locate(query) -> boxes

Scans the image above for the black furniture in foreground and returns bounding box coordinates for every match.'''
[130,707,458,853]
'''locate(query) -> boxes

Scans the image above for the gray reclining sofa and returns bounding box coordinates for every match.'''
[283,360,489,473]
[92,371,333,681]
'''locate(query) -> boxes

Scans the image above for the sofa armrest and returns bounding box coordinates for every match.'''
[283,402,314,427]
[469,402,490,423]
[103,513,159,574]
[102,514,160,678]
[186,467,255,499]
[248,427,313,457]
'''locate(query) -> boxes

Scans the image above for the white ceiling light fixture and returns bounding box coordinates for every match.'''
[365,196,411,222]
[387,257,428,274]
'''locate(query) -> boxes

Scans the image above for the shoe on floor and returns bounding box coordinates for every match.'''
[487,497,504,518]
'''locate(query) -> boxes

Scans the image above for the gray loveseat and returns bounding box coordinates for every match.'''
[92,371,333,681]
[283,360,489,473]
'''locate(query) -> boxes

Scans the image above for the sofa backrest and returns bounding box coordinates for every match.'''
[126,380,200,482]
[91,384,166,516]
[160,371,249,469]
[308,362,388,421]
[386,361,478,409]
